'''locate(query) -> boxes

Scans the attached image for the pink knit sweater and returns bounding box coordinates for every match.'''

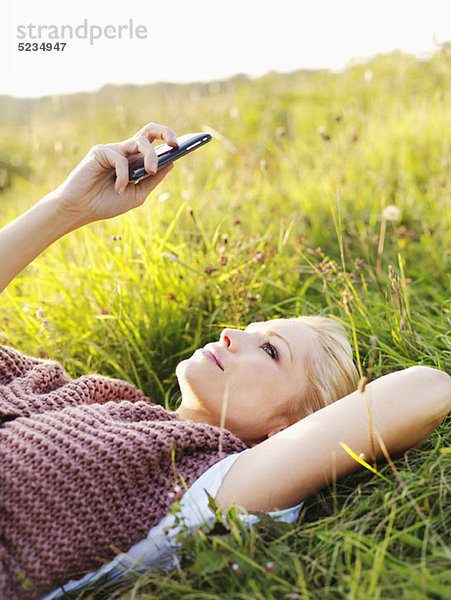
[0,344,246,600]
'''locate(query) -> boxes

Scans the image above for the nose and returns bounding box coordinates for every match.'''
[220,328,244,351]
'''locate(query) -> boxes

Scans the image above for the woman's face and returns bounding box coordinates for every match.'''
[175,318,319,445]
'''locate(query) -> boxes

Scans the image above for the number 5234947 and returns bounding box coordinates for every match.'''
[18,42,67,51]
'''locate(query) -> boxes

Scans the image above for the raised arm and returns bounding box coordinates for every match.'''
[215,366,451,512]
[0,122,177,295]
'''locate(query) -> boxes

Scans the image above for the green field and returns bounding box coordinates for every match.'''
[0,47,450,599]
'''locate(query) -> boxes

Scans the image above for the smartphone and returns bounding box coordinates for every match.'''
[128,132,212,183]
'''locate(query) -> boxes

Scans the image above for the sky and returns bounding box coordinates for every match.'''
[1,0,450,98]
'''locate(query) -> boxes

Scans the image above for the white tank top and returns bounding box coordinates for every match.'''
[43,451,303,599]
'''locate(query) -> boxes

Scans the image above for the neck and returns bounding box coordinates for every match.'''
[174,404,218,427]
[175,404,262,447]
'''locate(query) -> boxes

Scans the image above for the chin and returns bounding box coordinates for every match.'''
[175,358,186,374]
[175,355,201,386]
[175,354,217,405]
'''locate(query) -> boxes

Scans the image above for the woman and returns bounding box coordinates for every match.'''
[0,123,449,600]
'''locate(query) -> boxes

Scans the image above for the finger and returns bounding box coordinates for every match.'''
[133,163,175,202]
[115,137,139,155]
[91,145,129,195]
[118,136,157,174]
[161,126,178,147]
[109,124,177,180]
[134,135,158,175]
[136,122,178,147]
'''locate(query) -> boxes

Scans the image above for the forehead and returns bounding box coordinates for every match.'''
[246,318,311,334]
[246,318,318,352]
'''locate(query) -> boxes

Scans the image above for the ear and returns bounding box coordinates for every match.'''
[267,424,287,439]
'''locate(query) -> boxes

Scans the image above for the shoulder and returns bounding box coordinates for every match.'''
[214,367,451,513]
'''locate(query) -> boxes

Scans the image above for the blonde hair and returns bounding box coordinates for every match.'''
[284,316,360,423]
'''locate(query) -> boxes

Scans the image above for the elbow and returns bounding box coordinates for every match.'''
[407,365,451,425]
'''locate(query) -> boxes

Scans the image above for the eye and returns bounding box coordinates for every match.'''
[260,340,279,360]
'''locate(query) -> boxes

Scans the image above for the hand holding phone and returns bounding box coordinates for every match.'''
[128,132,212,183]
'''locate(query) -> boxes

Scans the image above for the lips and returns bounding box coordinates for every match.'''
[202,349,224,371]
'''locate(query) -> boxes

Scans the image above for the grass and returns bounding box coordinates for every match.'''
[0,46,450,598]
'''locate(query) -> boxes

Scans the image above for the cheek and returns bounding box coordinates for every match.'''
[237,356,273,376]
[229,361,280,398]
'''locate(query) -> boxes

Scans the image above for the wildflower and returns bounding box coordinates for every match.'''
[219,254,228,266]
[354,257,366,269]
[316,126,331,141]
[204,266,218,276]
[312,258,333,274]
[383,205,401,222]
[231,563,241,573]
[168,485,183,501]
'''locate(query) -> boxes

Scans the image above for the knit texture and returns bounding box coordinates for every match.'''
[0,344,246,600]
